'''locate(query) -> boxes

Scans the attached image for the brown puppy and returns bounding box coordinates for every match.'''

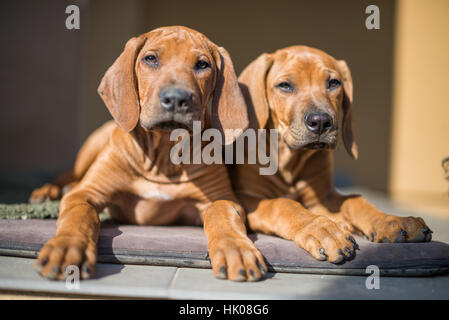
[231,46,432,264]
[30,26,267,282]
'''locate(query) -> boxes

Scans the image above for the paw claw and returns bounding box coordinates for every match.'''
[38,258,48,267]
[248,269,257,281]
[46,266,60,280]
[81,263,91,279]
[258,262,267,275]
[344,246,353,256]
[347,237,360,250]
[216,266,227,280]
[394,230,407,243]
[318,247,327,260]
[232,269,246,282]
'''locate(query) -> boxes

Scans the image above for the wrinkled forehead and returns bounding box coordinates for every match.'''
[143,28,212,58]
[270,48,340,81]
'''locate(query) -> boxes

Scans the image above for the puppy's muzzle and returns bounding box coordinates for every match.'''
[304,112,332,135]
[142,86,197,131]
[159,86,193,113]
[300,111,337,150]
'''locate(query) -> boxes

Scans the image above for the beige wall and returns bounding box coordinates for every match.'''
[391,0,449,211]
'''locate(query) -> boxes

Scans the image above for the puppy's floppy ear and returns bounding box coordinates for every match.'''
[238,53,273,129]
[98,36,146,132]
[210,46,249,145]
[337,60,358,160]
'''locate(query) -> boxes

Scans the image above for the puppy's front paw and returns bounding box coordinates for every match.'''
[368,215,432,243]
[35,234,97,280]
[208,237,267,282]
[29,184,61,204]
[294,216,358,264]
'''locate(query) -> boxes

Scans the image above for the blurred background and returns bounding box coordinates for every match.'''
[0,0,448,216]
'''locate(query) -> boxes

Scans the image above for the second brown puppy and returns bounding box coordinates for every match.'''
[231,46,432,264]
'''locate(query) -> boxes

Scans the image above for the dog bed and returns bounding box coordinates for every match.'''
[1,202,449,276]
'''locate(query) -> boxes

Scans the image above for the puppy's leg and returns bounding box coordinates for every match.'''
[35,152,124,280]
[323,192,432,243]
[203,200,267,281]
[35,188,101,280]
[247,198,358,263]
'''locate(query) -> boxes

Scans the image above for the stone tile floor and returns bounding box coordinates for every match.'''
[0,187,448,299]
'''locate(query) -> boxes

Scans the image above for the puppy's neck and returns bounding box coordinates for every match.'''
[266,116,324,185]
[132,127,187,178]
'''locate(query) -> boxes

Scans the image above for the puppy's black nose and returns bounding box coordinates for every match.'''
[159,86,192,111]
[304,112,333,135]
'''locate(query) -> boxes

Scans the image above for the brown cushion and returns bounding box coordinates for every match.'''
[0,219,448,276]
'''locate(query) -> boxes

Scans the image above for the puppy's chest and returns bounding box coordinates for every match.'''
[110,178,207,225]
[132,178,202,202]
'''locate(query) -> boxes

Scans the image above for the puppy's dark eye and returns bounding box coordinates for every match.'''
[276,82,294,93]
[327,78,341,90]
[144,55,158,66]
[195,60,210,70]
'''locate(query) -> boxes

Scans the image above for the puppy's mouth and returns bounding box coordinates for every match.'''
[304,141,329,150]
[283,130,337,151]
[152,121,192,132]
